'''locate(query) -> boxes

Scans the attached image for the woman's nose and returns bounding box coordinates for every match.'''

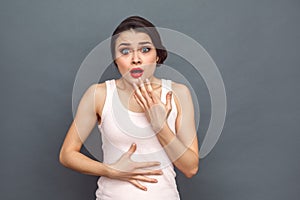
[131,51,141,65]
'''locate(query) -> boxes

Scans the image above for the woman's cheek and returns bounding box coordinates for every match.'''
[115,59,129,74]
[143,64,156,78]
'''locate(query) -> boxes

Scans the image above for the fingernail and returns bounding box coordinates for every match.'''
[145,78,150,83]
[139,80,144,86]
[133,83,138,89]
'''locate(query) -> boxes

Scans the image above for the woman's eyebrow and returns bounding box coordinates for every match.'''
[138,41,152,45]
[118,43,131,47]
[118,41,152,47]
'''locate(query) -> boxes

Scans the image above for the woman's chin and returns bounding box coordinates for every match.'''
[123,75,148,83]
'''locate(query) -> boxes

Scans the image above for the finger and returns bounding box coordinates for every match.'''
[145,79,161,103]
[145,78,153,92]
[165,91,172,111]
[134,84,149,109]
[126,143,137,157]
[132,82,139,91]
[129,180,147,191]
[135,161,161,169]
[132,175,158,183]
[135,90,148,108]
[145,78,153,93]
[145,79,158,103]
[139,80,153,106]
[134,94,145,110]
[133,169,163,176]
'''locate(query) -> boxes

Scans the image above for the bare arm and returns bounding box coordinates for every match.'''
[59,84,108,176]
[156,83,199,178]
[59,83,162,191]
[134,80,199,178]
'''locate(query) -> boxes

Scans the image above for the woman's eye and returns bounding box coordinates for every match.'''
[120,48,131,55]
[141,47,151,53]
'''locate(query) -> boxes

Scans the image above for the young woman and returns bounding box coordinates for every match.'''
[59,16,199,200]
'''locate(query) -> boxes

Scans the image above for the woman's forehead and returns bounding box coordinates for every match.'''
[115,30,153,45]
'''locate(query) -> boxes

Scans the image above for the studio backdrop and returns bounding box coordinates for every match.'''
[1,0,299,200]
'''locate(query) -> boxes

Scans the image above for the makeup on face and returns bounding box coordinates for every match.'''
[114,31,158,82]
[130,67,144,78]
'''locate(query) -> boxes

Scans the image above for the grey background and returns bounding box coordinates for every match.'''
[1,0,299,199]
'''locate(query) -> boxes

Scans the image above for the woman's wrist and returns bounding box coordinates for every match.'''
[155,122,176,144]
[102,163,115,178]
[156,122,170,135]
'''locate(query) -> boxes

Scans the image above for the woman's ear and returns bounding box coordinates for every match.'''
[156,56,159,63]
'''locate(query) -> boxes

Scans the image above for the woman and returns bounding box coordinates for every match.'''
[59,16,199,200]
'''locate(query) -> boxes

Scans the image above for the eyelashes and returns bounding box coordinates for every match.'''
[120,48,130,55]
[141,47,151,53]
[119,47,152,55]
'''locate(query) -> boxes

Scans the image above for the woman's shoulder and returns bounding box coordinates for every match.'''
[85,82,106,96]
[94,82,107,100]
[83,82,107,114]
[88,79,118,98]
[170,81,191,96]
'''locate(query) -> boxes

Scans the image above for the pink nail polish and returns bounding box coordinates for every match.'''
[133,83,138,89]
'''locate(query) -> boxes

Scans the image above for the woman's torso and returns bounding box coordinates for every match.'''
[95,79,180,200]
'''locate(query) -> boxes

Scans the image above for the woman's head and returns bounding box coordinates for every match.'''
[111,16,167,66]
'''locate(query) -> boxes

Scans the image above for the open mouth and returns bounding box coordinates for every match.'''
[130,68,144,78]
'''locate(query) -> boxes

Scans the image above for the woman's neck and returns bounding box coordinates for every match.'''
[115,76,162,113]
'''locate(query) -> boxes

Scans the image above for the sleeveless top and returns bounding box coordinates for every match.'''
[96,79,180,200]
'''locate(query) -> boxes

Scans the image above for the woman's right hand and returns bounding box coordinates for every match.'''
[106,143,163,191]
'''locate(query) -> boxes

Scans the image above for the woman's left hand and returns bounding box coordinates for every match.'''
[133,79,172,133]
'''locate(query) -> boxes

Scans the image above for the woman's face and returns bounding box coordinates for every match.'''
[114,29,158,84]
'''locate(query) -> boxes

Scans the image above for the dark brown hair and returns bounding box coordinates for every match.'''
[111,16,167,66]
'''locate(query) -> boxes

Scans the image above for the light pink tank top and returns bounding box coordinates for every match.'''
[96,79,180,200]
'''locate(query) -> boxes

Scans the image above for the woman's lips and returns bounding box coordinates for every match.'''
[130,67,144,78]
